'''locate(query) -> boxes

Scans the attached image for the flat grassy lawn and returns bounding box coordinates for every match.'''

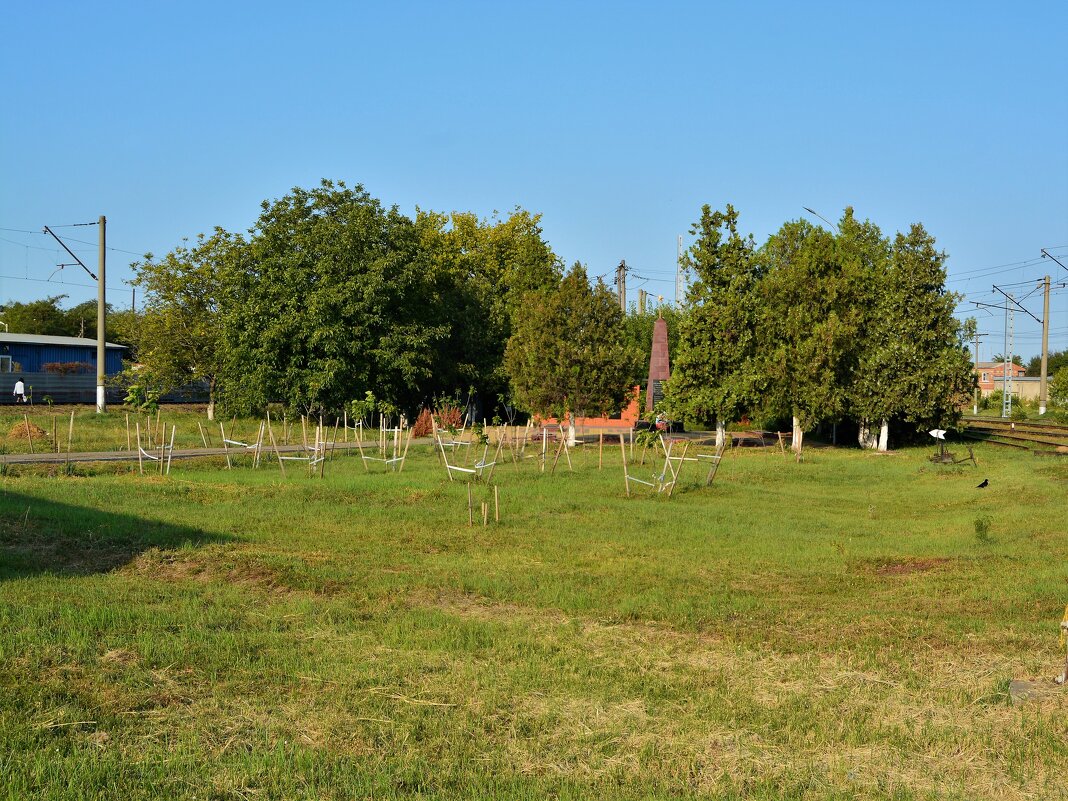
[0,441,1066,800]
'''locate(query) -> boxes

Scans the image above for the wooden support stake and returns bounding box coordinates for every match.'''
[52,415,58,453]
[482,501,488,527]
[330,418,339,458]
[301,416,308,450]
[158,422,166,474]
[318,426,327,479]
[598,433,604,469]
[125,413,131,452]
[398,425,414,473]
[467,482,474,526]
[267,415,286,477]
[23,414,34,454]
[220,422,231,469]
[67,410,74,462]
[198,421,208,448]
[135,422,143,475]
[155,407,161,443]
[541,428,547,473]
[629,429,634,462]
[344,410,348,442]
[494,484,499,523]
[620,433,630,497]
[166,424,176,475]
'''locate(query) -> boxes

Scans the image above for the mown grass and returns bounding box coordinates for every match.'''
[0,438,1066,800]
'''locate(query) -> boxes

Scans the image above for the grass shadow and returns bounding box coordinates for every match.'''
[0,490,229,580]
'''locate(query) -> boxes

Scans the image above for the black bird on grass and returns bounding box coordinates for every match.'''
[976,479,989,489]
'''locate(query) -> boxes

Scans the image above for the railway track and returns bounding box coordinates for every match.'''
[961,417,1068,453]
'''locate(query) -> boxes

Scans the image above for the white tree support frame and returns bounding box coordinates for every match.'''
[437,434,503,482]
[135,421,176,476]
[355,425,413,473]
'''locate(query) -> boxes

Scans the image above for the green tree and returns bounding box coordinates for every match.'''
[505,262,640,441]
[757,219,856,451]
[130,229,242,420]
[850,221,974,448]
[222,180,449,415]
[1049,367,1068,408]
[1026,350,1067,377]
[0,295,73,336]
[666,204,762,446]
[414,208,562,412]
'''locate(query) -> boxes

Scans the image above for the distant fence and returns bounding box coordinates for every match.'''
[0,373,209,406]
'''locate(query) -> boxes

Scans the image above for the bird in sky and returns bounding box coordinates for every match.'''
[977,479,989,488]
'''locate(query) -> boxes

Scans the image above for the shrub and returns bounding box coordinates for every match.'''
[42,362,91,375]
[411,408,434,438]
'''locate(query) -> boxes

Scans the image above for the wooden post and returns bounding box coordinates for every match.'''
[629,429,634,462]
[135,422,143,475]
[598,433,604,469]
[344,410,348,443]
[267,415,286,478]
[23,414,34,454]
[398,425,414,473]
[158,422,166,475]
[482,502,488,527]
[155,407,161,444]
[330,418,340,458]
[220,422,231,470]
[67,410,74,461]
[467,482,473,526]
[301,416,308,450]
[494,484,499,523]
[541,428,547,473]
[52,415,58,453]
[166,424,176,475]
[354,429,369,473]
[620,433,630,497]
[125,413,131,452]
[198,421,208,448]
[318,425,327,479]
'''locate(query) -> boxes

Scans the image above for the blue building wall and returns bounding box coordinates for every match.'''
[5,343,124,374]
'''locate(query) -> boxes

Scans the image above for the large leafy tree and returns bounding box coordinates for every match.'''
[222,180,450,415]
[758,219,857,451]
[872,224,974,437]
[667,204,762,445]
[505,262,639,439]
[1026,350,1068,377]
[415,208,562,411]
[130,229,242,419]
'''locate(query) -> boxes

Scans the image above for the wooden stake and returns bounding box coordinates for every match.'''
[23,414,34,454]
[125,413,131,452]
[620,433,630,497]
[267,414,286,477]
[301,416,308,450]
[135,422,143,475]
[598,433,604,469]
[198,421,208,448]
[398,425,414,473]
[52,415,58,453]
[482,502,488,527]
[494,484,499,523]
[220,422,231,470]
[67,410,74,464]
[467,482,474,526]
[344,410,348,442]
[166,424,176,475]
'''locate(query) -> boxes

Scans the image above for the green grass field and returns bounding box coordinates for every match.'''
[1,431,1066,800]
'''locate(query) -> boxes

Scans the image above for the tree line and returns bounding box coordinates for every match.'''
[3,180,993,448]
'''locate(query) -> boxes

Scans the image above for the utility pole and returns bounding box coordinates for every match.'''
[973,330,986,415]
[676,235,683,306]
[1000,297,1014,419]
[615,260,627,313]
[1039,275,1051,415]
[97,215,106,413]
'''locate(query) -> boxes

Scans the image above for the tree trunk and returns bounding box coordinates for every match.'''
[567,412,576,447]
[858,420,877,449]
[715,419,726,450]
[877,419,889,452]
[206,377,216,422]
[791,415,804,453]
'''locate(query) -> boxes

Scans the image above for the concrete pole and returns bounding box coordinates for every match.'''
[1039,275,1051,415]
[97,215,106,413]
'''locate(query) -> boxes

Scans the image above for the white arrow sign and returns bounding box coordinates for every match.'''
[929,429,946,440]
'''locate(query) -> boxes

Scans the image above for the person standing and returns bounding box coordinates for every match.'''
[13,377,25,403]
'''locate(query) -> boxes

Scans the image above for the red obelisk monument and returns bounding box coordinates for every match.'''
[645,314,670,412]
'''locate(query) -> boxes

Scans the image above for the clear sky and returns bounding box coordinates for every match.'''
[2,1,1066,362]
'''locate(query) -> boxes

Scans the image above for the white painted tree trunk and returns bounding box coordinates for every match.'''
[858,420,876,449]
[567,412,577,446]
[715,420,726,450]
[206,377,217,422]
[791,415,804,453]
[877,419,889,452]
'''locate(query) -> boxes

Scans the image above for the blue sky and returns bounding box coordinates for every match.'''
[2,1,1066,362]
